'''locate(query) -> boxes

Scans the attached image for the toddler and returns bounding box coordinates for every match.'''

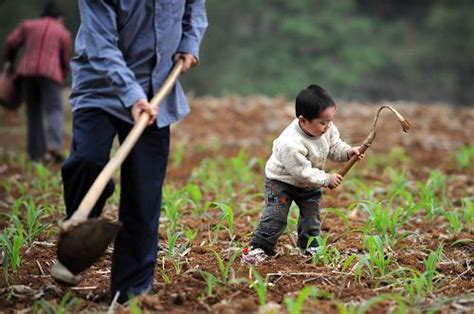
[242,84,363,265]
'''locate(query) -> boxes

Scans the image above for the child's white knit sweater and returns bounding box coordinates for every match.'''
[265,118,351,188]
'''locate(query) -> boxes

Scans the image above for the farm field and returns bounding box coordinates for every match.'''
[0,97,473,313]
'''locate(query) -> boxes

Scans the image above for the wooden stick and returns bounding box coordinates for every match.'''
[70,286,98,290]
[36,260,45,276]
[337,105,410,177]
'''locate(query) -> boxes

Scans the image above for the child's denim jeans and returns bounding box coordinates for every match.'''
[250,178,322,254]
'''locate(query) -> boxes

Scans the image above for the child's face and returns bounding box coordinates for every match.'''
[298,106,336,137]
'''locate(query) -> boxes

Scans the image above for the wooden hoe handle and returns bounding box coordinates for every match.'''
[67,60,184,224]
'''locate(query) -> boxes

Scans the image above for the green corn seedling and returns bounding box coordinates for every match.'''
[285,204,299,240]
[185,183,203,216]
[364,235,390,277]
[160,269,172,285]
[423,245,443,293]
[354,255,372,282]
[190,158,232,202]
[171,258,185,274]
[185,183,202,203]
[223,150,262,190]
[166,229,182,257]
[335,301,358,314]
[162,185,185,232]
[128,296,143,314]
[328,246,342,268]
[443,210,463,234]
[461,198,473,229]
[284,286,318,314]
[213,202,235,241]
[404,272,428,300]
[190,149,262,203]
[249,268,268,306]
[172,141,186,167]
[364,148,409,172]
[199,270,220,297]
[212,249,240,285]
[184,227,198,245]
[13,179,27,197]
[345,178,377,202]
[390,266,423,300]
[23,158,34,174]
[324,207,349,228]
[23,199,51,246]
[308,235,341,266]
[33,291,80,314]
[341,254,358,273]
[359,201,409,247]
[357,294,408,314]
[417,170,447,220]
[10,197,23,217]
[1,179,13,196]
[455,144,474,170]
[41,202,57,217]
[386,168,410,201]
[32,163,50,192]
[386,147,411,166]
[401,245,442,301]
[0,225,24,283]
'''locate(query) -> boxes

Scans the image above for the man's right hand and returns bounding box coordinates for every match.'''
[328,173,343,188]
[131,98,157,126]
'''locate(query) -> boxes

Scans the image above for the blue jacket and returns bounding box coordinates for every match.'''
[70,0,208,127]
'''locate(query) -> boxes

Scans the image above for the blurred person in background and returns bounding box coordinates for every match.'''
[4,2,72,163]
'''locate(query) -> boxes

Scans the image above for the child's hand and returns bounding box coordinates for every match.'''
[328,173,343,188]
[347,147,365,160]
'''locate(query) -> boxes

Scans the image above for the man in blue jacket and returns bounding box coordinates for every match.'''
[58,0,207,303]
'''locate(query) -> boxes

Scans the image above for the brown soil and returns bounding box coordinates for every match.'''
[0,97,473,313]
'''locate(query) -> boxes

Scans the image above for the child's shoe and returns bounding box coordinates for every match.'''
[241,247,268,265]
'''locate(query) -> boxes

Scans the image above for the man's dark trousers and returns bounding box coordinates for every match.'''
[61,108,170,303]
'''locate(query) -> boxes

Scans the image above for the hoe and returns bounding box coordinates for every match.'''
[51,60,183,285]
[337,105,411,177]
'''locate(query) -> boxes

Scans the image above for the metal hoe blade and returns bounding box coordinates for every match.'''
[57,219,122,275]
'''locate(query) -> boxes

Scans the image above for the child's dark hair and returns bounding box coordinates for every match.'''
[295,84,336,120]
[41,2,63,18]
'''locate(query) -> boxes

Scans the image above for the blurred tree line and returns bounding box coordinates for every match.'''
[1,0,472,105]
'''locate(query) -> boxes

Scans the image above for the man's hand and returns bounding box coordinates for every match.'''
[174,53,197,73]
[347,146,365,160]
[328,173,343,188]
[131,98,157,126]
